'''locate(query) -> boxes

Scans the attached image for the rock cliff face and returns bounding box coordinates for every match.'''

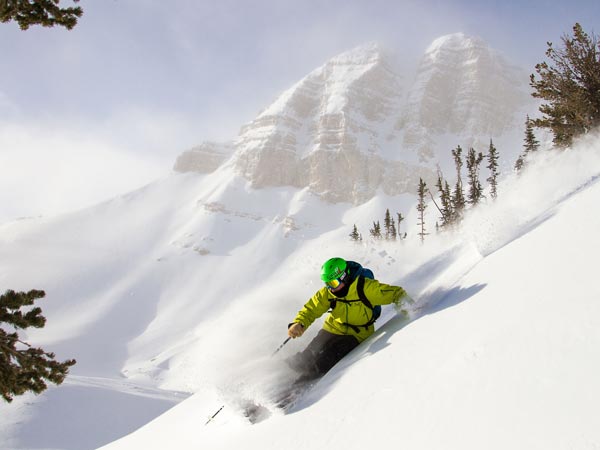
[236,44,432,203]
[176,35,535,204]
[234,43,420,203]
[397,33,532,166]
[173,142,234,173]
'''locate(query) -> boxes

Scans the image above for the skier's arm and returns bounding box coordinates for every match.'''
[291,288,331,330]
[364,279,411,307]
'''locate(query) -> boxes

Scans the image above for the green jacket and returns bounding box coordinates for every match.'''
[292,277,407,342]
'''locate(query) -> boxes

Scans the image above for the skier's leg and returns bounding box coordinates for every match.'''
[287,329,336,381]
[279,330,359,407]
[311,331,360,377]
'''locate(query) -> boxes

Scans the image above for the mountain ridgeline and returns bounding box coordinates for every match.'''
[175,34,534,204]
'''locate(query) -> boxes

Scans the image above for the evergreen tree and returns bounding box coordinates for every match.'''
[396,213,406,239]
[1,0,83,30]
[451,145,466,219]
[384,209,393,240]
[349,224,362,242]
[466,147,484,205]
[417,178,429,242]
[369,221,382,240]
[389,219,397,241]
[514,154,525,173]
[523,115,540,154]
[486,139,499,200]
[1,290,76,403]
[530,23,600,147]
[435,172,454,227]
[515,116,541,172]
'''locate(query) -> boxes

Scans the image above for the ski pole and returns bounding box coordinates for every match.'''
[205,404,225,425]
[272,336,291,356]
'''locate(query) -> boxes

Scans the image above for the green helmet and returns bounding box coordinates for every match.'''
[320,257,348,283]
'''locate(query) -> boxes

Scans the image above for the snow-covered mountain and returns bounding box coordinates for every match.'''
[176,35,536,203]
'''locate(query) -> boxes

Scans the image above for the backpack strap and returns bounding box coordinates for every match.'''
[356,275,374,310]
[329,275,379,333]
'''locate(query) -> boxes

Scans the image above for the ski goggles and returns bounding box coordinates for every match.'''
[324,272,347,290]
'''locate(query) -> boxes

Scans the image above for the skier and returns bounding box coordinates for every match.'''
[284,257,411,395]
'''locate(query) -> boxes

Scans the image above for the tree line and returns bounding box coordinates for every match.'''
[350,210,406,242]
[350,137,503,243]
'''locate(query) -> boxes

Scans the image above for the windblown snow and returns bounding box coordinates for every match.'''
[1,129,600,450]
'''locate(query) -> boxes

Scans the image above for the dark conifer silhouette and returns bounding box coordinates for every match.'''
[384,209,394,240]
[417,178,429,242]
[396,213,406,239]
[434,171,454,228]
[451,146,466,221]
[530,23,600,147]
[369,221,382,239]
[486,140,499,199]
[349,224,362,242]
[1,0,83,30]
[1,290,76,403]
[515,116,541,172]
[466,147,484,205]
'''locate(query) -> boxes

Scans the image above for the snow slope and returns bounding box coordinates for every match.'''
[1,134,600,450]
[95,135,600,450]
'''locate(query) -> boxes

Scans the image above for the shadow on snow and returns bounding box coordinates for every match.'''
[288,282,486,413]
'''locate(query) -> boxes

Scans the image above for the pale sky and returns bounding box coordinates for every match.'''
[1,0,598,222]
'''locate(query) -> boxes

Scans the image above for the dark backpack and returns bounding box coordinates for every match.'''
[329,267,382,333]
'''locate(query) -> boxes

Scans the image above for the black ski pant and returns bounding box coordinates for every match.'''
[287,329,360,386]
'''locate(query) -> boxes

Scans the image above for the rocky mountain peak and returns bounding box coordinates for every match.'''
[425,32,484,57]
[255,41,396,121]
[176,35,535,204]
[231,41,409,204]
[397,33,533,168]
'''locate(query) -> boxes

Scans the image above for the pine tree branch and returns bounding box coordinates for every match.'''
[0,332,32,348]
